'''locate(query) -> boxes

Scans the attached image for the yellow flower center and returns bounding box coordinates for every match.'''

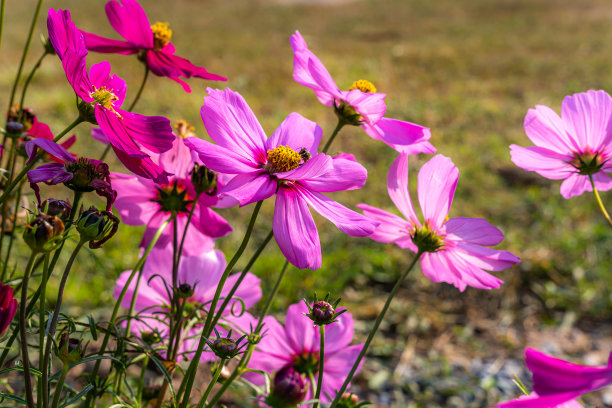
[349,79,377,93]
[411,222,444,253]
[151,21,172,49]
[90,87,121,118]
[266,145,302,173]
[175,120,196,139]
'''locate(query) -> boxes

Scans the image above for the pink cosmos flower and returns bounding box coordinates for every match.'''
[115,246,261,361]
[510,90,612,198]
[358,153,519,291]
[0,282,17,337]
[245,302,363,403]
[497,392,583,408]
[185,88,376,270]
[496,348,611,407]
[80,0,226,92]
[26,139,116,210]
[290,31,435,154]
[112,135,232,255]
[47,8,175,184]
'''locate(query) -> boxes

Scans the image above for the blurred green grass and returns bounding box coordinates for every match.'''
[2,0,612,402]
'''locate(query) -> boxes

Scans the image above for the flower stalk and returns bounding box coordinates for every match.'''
[588,174,612,227]
[19,251,38,408]
[313,325,325,408]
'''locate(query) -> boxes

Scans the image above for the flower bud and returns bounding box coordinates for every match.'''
[41,199,72,221]
[190,163,217,195]
[77,100,97,124]
[56,332,84,365]
[76,206,119,248]
[212,338,237,357]
[41,34,56,55]
[337,392,362,408]
[312,301,334,322]
[0,282,17,337]
[23,213,64,253]
[177,283,194,298]
[304,293,346,326]
[267,366,308,407]
[5,121,24,138]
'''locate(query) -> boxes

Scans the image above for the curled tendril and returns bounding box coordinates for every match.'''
[147,273,173,302]
[229,297,246,318]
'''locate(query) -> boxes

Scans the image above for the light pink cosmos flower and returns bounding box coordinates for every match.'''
[115,246,261,362]
[290,31,435,154]
[496,347,611,407]
[245,302,363,403]
[510,90,612,198]
[80,0,226,92]
[112,136,232,255]
[185,88,376,270]
[358,153,519,291]
[47,8,175,184]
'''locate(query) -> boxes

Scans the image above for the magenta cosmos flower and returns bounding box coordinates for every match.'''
[112,134,232,254]
[358,153,519,291]
[497,393,583,408]
[511,90,612,198]
[26,139,116,210]
[80,0,225,92]
[115,246,261,361]
[0,282,17,337]
[185,88,376,270]
[290,31,435,154]
[496,347,612,407]
[245,302,363,403]
[47,8,174,184]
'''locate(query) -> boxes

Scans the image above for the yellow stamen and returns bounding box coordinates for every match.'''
[349,79,377,93]
[151,21,172,49]
[266,145,302,173]
[90,87,121,118]
[175,120,196,139]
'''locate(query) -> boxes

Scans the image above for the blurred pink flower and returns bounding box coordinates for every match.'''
[497,392,583,408]
[358,153,519,291]
[510,90,612,198]
[245,302,363,403]
[80,0,226,92]
[496,347,612,407]
[186,87,376,270]
[290,31,435,154]
[0,282,17,337]
[47,8,175,184]
[115,246,261,361]
[112,136,232,255]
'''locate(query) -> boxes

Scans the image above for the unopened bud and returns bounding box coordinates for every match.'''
[40,34,56,55]
[177,283,194,298]
[77,101,97,125]
[337,392,361,408]
[6,122,24,138]
[57,332,83,365]
[267,366,308,407]
[190,163,217,195]
[23,213,64,253]
[41,199,72,221]
[312,301,334,322]
[76,206,119,248]
[304,293,346,326]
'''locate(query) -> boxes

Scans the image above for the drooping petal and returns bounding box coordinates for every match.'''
[300,154,368,193]
[453,243,520,271]
[295,186,376,237]
[510,145,575,180]
[444,217,505,246]
[116,109,174,153]
[218,172,276,207]
[559,173,593,199]
[200,88,268,163]
[388,152,419,224]
[273,187,321,270]
[191,204,233,240]
[362,118,436,154]
[342,89,386,125]
[112,146,169,185]
[184,137,260,174]
[47,9,88,61]
[561,90,612,152]
[524,104,577,153]
[356,204,415,249]
[105,0,154,49]
[81,30,139,54]
[157,137,198,178]
[267,112,322,153]
[417,154,458,228]
[27,163,73,185]
[25,138,76,164]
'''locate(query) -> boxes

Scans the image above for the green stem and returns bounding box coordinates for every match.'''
[177,192,202,264]
[136,354,149,406]
[588,174,612,227]
[197,359,225,408]
[128,65,149,112]
[0,117,83,204]
[178,200,264,408]
[18,50,49,115]
[86,220,170,404]
[50,363,69,408]
[0,140,18,255]
[124,266,144,339]
[7,0,44,111]
[42,241,85,408]
[313,325,325,408]
[39,253,50,408]
[19,251,38,408]
[321,119,346,154]
[1,175,26,280]
[207,229,273,332]
[329,251,423,408]
[0,0,5,54]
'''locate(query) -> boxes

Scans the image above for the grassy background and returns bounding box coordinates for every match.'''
[3,0,612,406]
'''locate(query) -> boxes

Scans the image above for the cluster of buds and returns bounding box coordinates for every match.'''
[23,211,65,253]
[265,366,308,408]
[303,293,346,326]
[203,329,248,360]
[56,332,84,365]
[76,206,119,249]
[336,392,370,408]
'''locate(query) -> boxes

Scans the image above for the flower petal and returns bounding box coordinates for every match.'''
[117,109,175,154]
[25,138,75,164]
[184,136,260,174]
[417,154,458,228]
[81,30,139,54]
[444,217,505,246]
[356,203,414,249]
[388,152,419,224]
[110,172,159,225]
[276,153,332,181]
[510,145,575,180]
[362,118,435,154]
[561,90,612,152]
[300,154,368,193]
[105,0,153,48]
[219,171,276,207]
[267,112,322,153]
[524,104,578,153]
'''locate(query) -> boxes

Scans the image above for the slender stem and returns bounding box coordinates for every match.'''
[136,354,149,406]
[321,119,346,154]
[1,175,26,279]
[0,117,83,204]
[329,251,423,407]
[0,140,18,255]
[179,200,264,408]
[128,65,149,112]
[42,241,85,408]
[50,364,69,408]
[7,0,44,112]
[177,192,202,264]
[19,251,38,408]
[18,50,49,114]
[124,266,144,338]
[98,144,112,162]
[86,220,170,404]
[313,325,325,408]
[197,359,225,408]
[0,0,5,55]
[588,174,612,227]
[39,253,50,408]
[207,229,273,331]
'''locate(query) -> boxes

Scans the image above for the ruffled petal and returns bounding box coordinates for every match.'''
[356,204,414,249]
[510,145,575,180]
[417,154,458,228]
[117,109,175,154]
[267,112,322,153]
[524,104,578,153]
[561,90,612,152]
[105,0,153,48]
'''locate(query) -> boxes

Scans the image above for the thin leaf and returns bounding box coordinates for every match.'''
[88,315,98,341]
[0,393,27,405]
[60,384,94,407]
[149,354,176,400]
